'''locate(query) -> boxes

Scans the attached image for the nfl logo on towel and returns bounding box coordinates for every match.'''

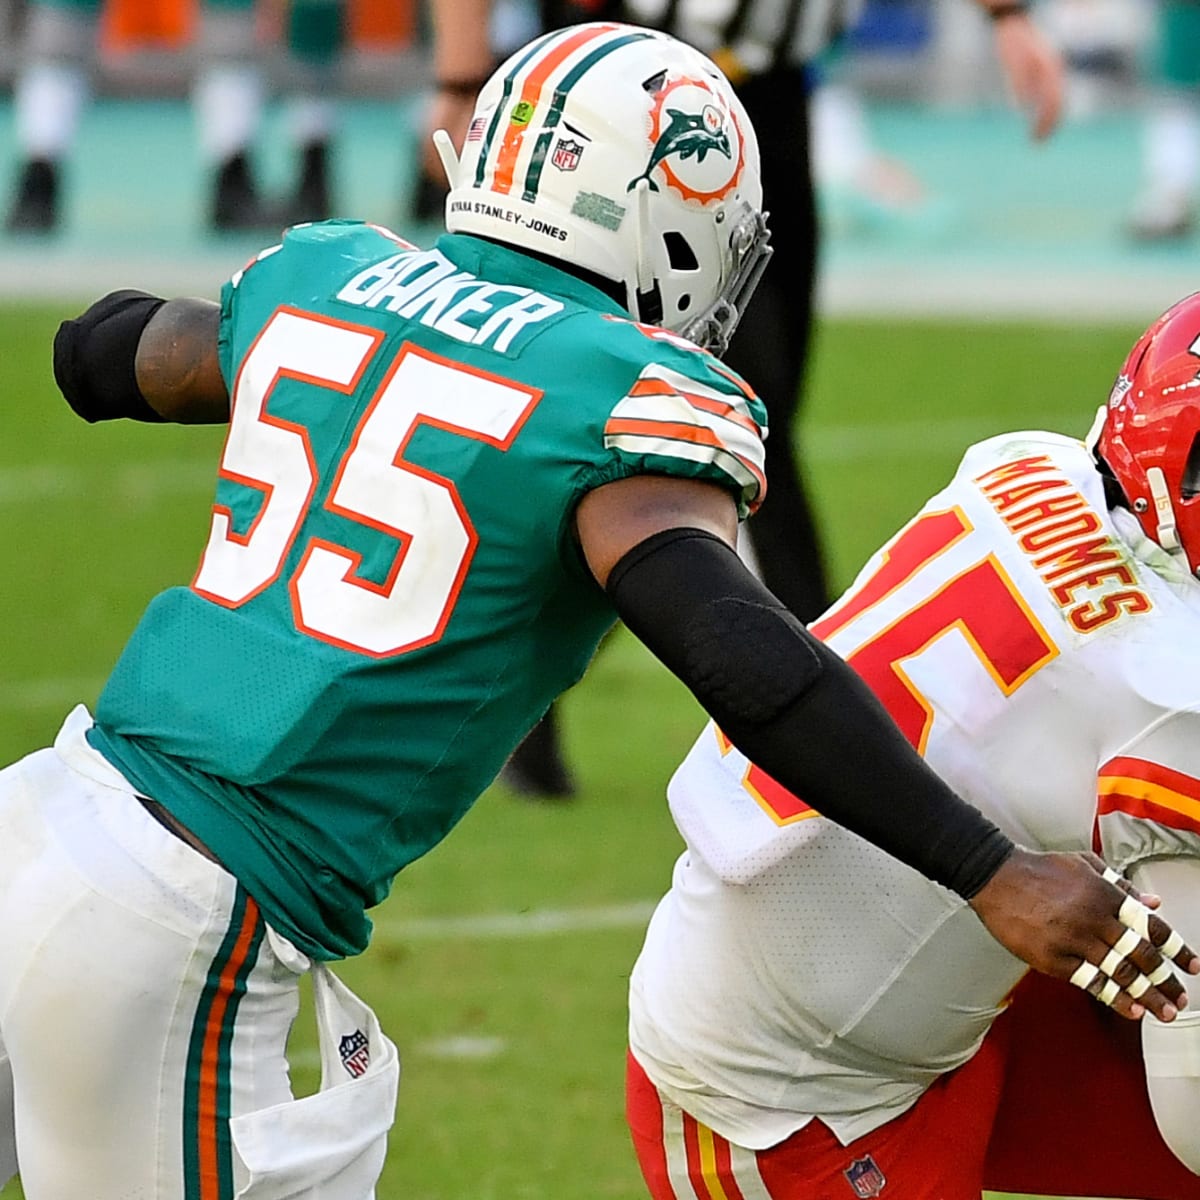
[552,138,584,171]
[844,1155,886,1198]
[339,1029,371,1078]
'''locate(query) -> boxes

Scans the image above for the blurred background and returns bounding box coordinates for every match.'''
[0,3,1195,1198]
[0,0,1197,311]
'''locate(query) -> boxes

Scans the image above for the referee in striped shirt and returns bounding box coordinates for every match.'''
[424,0,1065,796]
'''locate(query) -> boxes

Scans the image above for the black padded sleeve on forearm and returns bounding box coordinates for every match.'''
[53,289,166,423]
[606,527,1015,899]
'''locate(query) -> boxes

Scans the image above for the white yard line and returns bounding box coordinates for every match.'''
[0,465,76,505]
[0,459,216,506]
[818,261,1194,322]
[802,414,1088,461]
[0,703,655,942]
[0,678,103,712]
[0,688,660,941]
[372,899,658,942]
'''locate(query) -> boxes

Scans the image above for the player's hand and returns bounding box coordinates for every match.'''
[968,848,1200,1021]
[992,12,1065,141]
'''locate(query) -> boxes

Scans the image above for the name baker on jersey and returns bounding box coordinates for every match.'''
[337,246,564,352]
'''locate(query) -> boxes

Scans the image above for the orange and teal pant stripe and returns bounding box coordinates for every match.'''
[182,886,265,1200]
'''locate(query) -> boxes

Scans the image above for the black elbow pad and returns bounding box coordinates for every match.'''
[606,527,824,728]
[676,593,824,727]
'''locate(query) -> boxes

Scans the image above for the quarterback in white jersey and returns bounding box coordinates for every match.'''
[627,293,1200,1200]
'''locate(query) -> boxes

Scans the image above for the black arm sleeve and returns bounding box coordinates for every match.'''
[607,526,1015,899]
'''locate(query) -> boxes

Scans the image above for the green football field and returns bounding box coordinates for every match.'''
[0,304,1145,1199]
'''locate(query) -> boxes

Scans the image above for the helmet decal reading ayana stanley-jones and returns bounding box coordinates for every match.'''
[627,74,745,204]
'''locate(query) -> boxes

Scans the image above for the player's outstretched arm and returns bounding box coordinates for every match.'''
[54,292,229,425]
[135,298,228,423]
[575,473,1199,1022]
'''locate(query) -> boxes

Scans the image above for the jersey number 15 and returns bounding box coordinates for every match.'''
[740,507,1058,824]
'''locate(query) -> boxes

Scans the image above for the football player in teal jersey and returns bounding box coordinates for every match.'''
[2,21,1195,1199]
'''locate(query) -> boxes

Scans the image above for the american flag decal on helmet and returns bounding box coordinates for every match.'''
[844,1155,887,1198]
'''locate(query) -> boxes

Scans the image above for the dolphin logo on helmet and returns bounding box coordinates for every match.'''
[627,106,732,194]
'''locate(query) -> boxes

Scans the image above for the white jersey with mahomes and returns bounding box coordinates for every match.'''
[629,430,1200,1150]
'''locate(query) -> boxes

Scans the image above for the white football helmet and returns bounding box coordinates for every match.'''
[434,21,771,355]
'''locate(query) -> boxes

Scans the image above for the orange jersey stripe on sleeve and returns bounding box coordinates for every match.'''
[626,376,759,434]
[627,377,676,397]
[606,415,726,449]
[604,417,766,493]
[709,360,758,403]
[677,388,762,436]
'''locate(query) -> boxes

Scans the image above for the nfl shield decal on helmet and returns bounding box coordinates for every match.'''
[844,1155,887,1198]
[339,1028,371,1078]
[552,138,584,171]
[1108,371,1133,409]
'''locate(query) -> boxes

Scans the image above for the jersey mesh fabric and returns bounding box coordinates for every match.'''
[88,222,766,959]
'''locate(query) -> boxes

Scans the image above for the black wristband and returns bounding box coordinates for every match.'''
[607,526,1015,898]
[53,289,166,423]
[987,2,1028,19]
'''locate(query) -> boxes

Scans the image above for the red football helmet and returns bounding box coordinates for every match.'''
[1096,291,1200,576]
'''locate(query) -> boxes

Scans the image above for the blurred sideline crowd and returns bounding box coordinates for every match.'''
[0,0,1198,243]
[0,0,1186,803]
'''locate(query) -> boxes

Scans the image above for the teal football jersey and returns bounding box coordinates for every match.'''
[89,221,767,958]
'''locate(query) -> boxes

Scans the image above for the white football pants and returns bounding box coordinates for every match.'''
[0,706,398,1198]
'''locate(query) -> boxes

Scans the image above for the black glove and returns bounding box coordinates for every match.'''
[53,289,167,423]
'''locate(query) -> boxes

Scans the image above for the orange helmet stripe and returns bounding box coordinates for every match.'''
[490,23,621,195]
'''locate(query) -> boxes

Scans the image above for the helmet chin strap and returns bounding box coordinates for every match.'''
[1084,405,1107,455]
[1146,466,1183,553]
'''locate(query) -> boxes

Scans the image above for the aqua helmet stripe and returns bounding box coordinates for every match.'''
[521,31,654,203]
[472,29,559,188]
